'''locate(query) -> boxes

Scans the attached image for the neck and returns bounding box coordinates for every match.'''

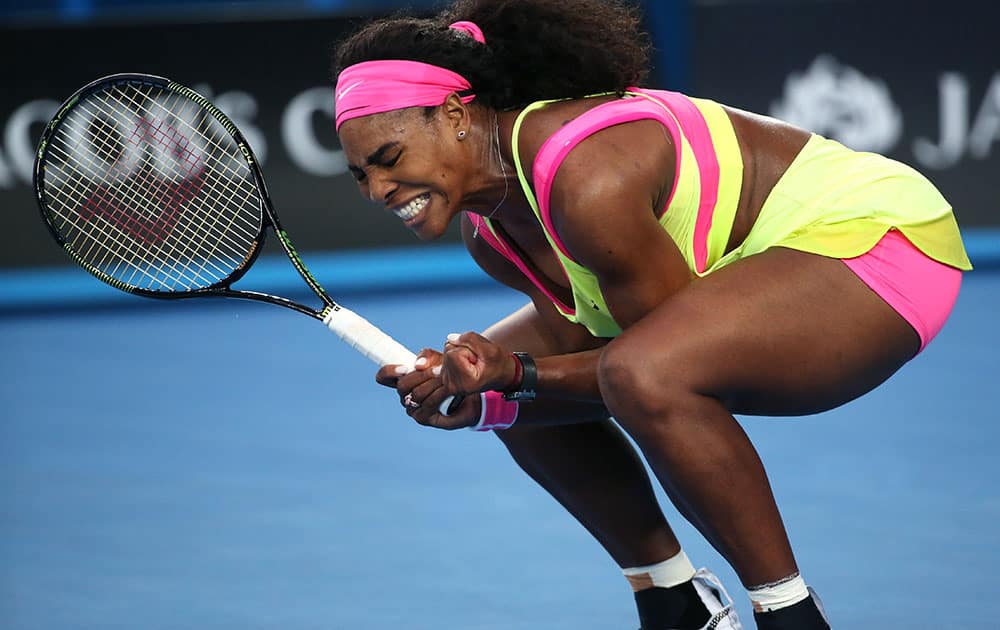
[485,110,535,225]
[463,110,518,222]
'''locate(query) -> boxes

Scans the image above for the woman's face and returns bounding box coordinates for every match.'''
[338,106,473,240]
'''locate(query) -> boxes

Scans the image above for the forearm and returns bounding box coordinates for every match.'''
[462,344,605,429]
[509,396,610,426]
[462,346,608,429]
[479,300,607,404]
[533,346,605,403]
[453,299,610,427]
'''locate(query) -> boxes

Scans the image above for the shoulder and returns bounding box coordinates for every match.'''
[511,96,674,195]
[506,96,619,185]
[546,113,676,264]
[509,95,676,230]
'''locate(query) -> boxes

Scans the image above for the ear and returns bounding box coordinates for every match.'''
[441,92,472,133]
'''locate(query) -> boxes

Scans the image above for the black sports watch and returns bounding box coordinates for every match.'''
[503,352,537,402]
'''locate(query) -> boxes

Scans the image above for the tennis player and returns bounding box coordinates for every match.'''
[333,1,972,628]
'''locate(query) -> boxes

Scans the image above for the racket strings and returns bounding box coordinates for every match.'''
[43,152,209,289]
[73,85,258,288]
[102,84,261,258]
[106,93,255,287]
[40,80,263,292]
[48,124,221,289]
[46,108,217,286]
[45,164,226,291]
[43,93,254,291]
[99,87,256,287]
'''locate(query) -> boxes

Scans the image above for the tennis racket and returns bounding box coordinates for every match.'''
[34,73,459,414]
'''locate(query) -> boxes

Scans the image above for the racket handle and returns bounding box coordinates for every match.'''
[440,394,464,416]
[323,305,417,366]
[322,306,460,416]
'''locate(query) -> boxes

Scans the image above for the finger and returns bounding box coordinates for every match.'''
[415,348,442,369]
[444,332,474,354]
[380,363,413,382]
[408,403,437,426]
[397,367,437,391]
[444,346,485,382]
[410,378,445,405]
[375,364,406,387]
[446,331,488,347]
[402,381,480,428]
[425,393,480,430]
[401,391,422,412]
[401,376,452,415]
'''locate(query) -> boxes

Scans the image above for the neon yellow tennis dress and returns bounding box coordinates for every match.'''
[467,89,972,337]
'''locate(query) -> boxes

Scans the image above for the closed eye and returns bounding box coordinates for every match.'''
[381,152,401,168]
[347,143,402,183]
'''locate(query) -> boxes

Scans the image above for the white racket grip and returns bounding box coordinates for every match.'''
[322,306,458,415]
[323,306,417,366]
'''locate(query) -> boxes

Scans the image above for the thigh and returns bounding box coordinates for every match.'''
[612,247,922,416]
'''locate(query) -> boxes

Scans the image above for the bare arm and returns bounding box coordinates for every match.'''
[550,120,691,329]
[389,118,690,427]
[455,213,610,405]
[442,119,690,402]
[376,212,612,428]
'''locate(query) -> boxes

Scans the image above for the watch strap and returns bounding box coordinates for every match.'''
[503,352,537,402]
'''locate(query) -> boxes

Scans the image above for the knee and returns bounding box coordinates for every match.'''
[597,337,697,431]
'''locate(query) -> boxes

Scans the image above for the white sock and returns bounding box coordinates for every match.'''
[622,550,696,592]
[747,572,810,612]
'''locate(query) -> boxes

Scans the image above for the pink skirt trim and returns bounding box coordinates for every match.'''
[841,229,962,352]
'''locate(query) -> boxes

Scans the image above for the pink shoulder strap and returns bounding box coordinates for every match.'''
[463,90,724,307]
[465,212,574,314]
[532,89,722,272]
[530,94,683,260]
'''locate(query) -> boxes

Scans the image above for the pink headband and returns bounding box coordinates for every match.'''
[334,21,486,130]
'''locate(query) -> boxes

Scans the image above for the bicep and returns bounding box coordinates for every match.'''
[548,126,691,329]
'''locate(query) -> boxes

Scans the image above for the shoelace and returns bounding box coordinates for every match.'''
[704,605,734,630]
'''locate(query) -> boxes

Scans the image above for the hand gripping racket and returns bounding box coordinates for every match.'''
[34,73,459,414]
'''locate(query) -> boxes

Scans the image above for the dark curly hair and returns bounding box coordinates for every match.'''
[332,0,651,110]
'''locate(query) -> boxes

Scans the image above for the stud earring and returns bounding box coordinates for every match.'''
[457,130,467,139]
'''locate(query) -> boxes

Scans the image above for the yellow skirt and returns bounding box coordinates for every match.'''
[708,134,973,273]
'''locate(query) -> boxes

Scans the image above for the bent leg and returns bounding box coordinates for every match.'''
[484,303,736,628]
[483,303,682,569]
[598,247,922,588]
[497,421,683,567]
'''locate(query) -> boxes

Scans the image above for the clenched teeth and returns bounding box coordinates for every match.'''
[392,193,430,220]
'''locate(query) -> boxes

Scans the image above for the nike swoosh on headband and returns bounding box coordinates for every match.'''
[337,80,365,100]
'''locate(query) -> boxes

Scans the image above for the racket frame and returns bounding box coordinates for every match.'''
[33,72,334,321]
[34,73,463,414]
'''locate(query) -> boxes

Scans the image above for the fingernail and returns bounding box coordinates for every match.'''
[395,365,411,375]
[447,333,460,343]
[432,366,441,377]
[415,357,428,368]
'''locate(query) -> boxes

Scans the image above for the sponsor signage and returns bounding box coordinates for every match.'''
[0,16,456,269]
[691,0,999,228]
[4,4,996,270]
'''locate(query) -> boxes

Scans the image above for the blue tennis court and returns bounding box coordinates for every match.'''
[1,260,998,628]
